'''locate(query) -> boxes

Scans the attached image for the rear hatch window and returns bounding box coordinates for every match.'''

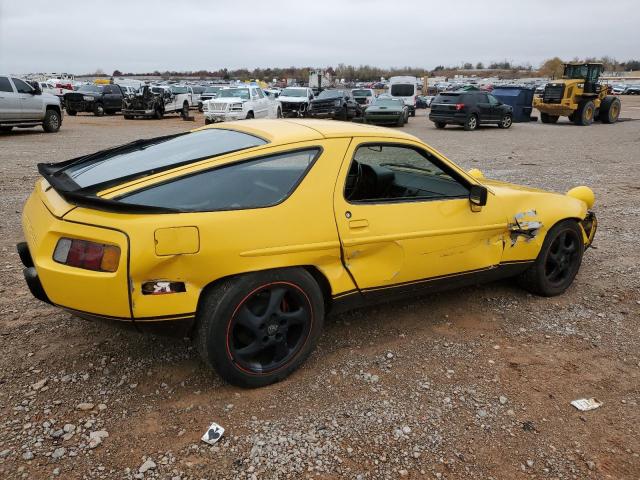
[38,129,267,211]
[390,84,415,96]
[433,93,463,104]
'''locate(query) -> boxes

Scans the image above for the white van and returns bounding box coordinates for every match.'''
[388,76,418,116]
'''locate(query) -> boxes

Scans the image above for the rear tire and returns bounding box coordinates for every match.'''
[498,113,512,129]
[434,121,446,129]
[66,109,77,116]
[42,109,61,133]
[154,106,163,119]
[181,102,189,119]
[599,95,621,124]
[0,126,13,132]
[540,112,558,124]
[195,268,325,388]
[517,220,584,297]
[573,100,595,125]
[93,103,104,117]
[463,114,478,131]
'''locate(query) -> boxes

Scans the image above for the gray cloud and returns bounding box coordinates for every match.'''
[1,0,638,74]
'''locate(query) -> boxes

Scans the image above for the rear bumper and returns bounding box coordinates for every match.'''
[429,112,467,123]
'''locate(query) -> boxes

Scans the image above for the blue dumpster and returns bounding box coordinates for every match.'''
[491,86,535,122]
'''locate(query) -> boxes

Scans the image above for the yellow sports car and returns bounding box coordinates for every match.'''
[19,120,597,387]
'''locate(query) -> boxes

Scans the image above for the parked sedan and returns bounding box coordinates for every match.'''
[20,120,596,388]
[362,97,408,126]
[429,91,513,130]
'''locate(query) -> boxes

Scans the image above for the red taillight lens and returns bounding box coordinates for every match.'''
[455,103,465,111]
[53,238,120,272]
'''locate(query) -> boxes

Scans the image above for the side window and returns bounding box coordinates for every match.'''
[0,77,14,92]
[256,89,265,99]
[103,85,113,94]
[12,78,34,94]
[487,94,500,105]
[118,149,320,212]
[344,144,469,203]
[250,88,258,99]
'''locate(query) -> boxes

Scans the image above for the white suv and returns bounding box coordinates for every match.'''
[0,75,62,133]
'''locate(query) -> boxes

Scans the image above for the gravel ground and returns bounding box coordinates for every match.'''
[0,100,639,480]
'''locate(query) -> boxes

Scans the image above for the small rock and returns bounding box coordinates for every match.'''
[52,447,66,459]
[139,459,157,473]
[399,469,409,477]
[31,378,47,390]
[526,459,534,468]
[586,461,596,470]
[0,449,11,458]
[76,402,94,411]
[97,403,107,411]
[402,426,411,435]
[88,430,109,449]
[22,451,34,460]
[499,396,508,405]
[63,424,76,433]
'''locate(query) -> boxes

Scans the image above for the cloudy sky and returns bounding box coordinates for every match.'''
[1,0,638,74]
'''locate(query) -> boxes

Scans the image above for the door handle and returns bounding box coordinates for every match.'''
[349,219,369,229]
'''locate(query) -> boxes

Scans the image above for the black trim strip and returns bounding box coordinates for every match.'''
[62,307,195,323]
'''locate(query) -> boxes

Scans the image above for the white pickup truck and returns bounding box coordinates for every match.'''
[203,86,281,124]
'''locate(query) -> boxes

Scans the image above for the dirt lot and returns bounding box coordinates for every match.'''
[1,100,639,480]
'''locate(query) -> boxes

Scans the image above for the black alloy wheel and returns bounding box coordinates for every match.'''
[543,230,581,288]
[228,283,313,375]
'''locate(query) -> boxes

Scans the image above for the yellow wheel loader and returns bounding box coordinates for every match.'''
[533,63,621,126]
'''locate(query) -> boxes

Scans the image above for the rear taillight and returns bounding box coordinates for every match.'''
[53,238,120,272]
[455,103,465,111]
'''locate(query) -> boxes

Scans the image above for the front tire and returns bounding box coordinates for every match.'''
[66,109,77,116]
[574,100,595,126]
[181,102,189,119]
[517,220,584,297]
[540,112,558,124]
[196,268,325,388]
[0,126,13,132]
[246,111,254,120]
[434,121,446,129]
[42,109,61,133]
[498,113,512,129]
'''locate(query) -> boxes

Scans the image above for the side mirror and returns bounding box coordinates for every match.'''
[469,185,488,207]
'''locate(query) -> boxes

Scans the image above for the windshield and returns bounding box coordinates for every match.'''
[317,90,345,99]
[54,129,267,189]
[352,89,372,97]
[390,84,415,96]
[280,88,307,97]
[78,85,103,93]
[219,88,250,100]
[171,85,188,94]
[373,99,403,108]
[204,86,222,94]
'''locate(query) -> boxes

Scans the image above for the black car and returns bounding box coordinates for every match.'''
[429,91,513,130]
[307,89,360,120]
[64,84,124,116]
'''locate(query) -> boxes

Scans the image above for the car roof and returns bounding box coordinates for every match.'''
[198,119,419,145]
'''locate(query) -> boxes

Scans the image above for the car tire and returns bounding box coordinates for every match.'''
[105,110,116,115]
[181,102,189,119]
[0,126,13,132]
[204,118,212,125]
[42,109,61,133]
[599,95,621,124]
[154,107,163,119]
[498,113,512,129]
[434,121,446,129]
[396,114,404,127]
[540,112,558,124]
[93,103,104,117]
[124,115,133,120]
[198,103,203,112]
[246,111,254,120]
[517,220,584,297]
[277,107,282,118]
[196,268,325,388]
[66,109,77,116]
[410,109,416,117]
[573,100,595,126]
[463,114,478,131]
